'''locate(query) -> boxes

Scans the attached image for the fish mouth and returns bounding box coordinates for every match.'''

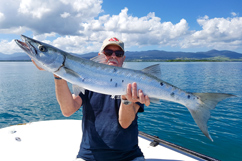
[15,35,37,57]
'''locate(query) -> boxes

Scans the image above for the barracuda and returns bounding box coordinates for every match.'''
[15,35,235,141]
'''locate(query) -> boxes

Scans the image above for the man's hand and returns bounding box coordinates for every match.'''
[122,82,150,106]
[119,82,150,128]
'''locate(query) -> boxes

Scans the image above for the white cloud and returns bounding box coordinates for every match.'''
[0,26,26,34]
[0,39,22,54]
[231,12,237,16]
[33,32,58,41]
[18,0,51,19]
[60,12,71,18]
[52,35,95,53]
[181,16,242,50]
[0,0,242,55]
[79,8,189,49]
[0,0,103,35]
[0,12,5,21]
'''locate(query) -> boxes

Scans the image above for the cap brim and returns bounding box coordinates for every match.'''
[101,43,124,51]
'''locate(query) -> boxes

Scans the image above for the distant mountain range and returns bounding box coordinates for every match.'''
[1,50,242,61]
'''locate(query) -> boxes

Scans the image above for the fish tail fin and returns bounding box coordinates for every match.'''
[186,93,235,141]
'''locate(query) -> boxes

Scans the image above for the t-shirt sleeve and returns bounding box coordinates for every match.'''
[78,88,86,106]
[136,102,144,112]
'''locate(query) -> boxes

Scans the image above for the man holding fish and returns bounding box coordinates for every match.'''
[16,34,234,160]
[32,37,149,161]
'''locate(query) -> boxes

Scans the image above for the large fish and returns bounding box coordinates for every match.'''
[15,35,234,141]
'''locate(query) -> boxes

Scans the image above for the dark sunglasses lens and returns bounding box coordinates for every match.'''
[104,50,124,57]
[115,51,124,57]
[104,50,113,56]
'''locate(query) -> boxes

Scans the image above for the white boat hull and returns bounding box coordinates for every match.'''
[0,120,215,161]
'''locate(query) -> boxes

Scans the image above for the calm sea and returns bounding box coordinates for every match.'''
[0,62,241,161]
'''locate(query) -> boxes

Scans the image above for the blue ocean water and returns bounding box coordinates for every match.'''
[0,62,241,161]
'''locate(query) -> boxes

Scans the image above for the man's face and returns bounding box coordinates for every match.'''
[102,45,125,67]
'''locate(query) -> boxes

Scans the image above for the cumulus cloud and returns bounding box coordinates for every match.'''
[0,39,22,54]
[79,8,189,49]
[18,0,51,19]
[60,12,71,18]
[0,12,5,21]
[0,0,242,55]
[0,0,103,35]
[181,15,242,50]
[231,12,237,16]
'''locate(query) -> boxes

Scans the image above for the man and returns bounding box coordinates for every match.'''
[33,37,150,161]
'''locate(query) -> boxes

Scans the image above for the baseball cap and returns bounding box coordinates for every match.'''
[100,37,124,52]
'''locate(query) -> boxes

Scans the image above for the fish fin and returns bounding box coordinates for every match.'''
[141,64,161,78]
[187,93,235,141]
[63,67,87,85]
[90,54,107,64]
[64,67,81,78]
[149,98,161,104]
[72,84,85,96]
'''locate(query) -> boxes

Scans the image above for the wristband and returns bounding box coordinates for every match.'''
[121,98,132,105]
[54,76,62,80]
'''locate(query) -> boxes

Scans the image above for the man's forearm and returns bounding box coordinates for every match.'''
[54,75,80,117]
[118,102,140,129]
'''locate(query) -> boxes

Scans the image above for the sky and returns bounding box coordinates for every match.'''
[0,0,242,55]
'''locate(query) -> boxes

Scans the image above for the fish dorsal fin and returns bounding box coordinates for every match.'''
[141,64,161,78]
[90,54,107,64]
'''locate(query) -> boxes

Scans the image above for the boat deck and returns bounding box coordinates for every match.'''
[0,120,217,161]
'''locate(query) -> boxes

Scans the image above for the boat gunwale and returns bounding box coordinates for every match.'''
[139,131,220,161]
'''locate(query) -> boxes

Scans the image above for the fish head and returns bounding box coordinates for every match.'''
[15,35,65,72]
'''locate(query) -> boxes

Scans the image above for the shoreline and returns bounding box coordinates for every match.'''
[1,59,242,62]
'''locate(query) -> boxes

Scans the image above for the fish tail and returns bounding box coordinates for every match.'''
[187,93,235,141]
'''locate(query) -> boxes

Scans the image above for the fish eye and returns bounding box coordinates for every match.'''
[39,45,47,52]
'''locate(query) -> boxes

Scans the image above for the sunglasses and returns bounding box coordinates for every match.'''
[103,49,124,57]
